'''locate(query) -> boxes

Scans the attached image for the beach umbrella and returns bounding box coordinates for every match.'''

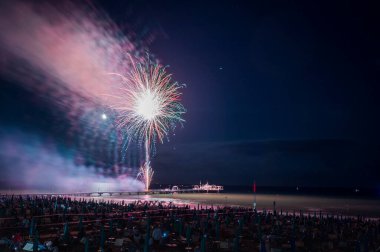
[200,235,206,252]
[290,237,296,252]
[109,219,114,236]
[233,236,240,252]
[84,237,89,252]
[186,225,192,244]
[214,212,218,221]
[31,198,35,210]
[32,230,40,252]
[63,222,70,242]
[63,204,68,217]
[225,215,230,226]
[178,218,183,236]
[215,221,220,241]
[78,216,85,238]
[265,212,270,223]
[0,205,4,217]
[173,219,178,234]
[258,223,262,241]
[29,218,35,237]
[33,235,38,252]
[144,219,151,252]
[84,237,90,252]
[197,216,201,229]
[20,197,24,208]
[238,218,244,234]
[363,235,369,252]
[260,238,266,252]
[100,225,105,252]
[355,240,360,252]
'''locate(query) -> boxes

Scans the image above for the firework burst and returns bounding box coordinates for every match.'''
[110,55,185,190]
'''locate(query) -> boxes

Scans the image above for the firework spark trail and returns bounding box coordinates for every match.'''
[0,1,181,191]
[111,55,186,190]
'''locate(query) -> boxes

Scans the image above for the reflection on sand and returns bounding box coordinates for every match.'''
[100,193,380,218]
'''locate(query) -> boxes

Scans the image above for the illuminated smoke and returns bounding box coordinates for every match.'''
[0,129,144,192]
[0,2,158,191]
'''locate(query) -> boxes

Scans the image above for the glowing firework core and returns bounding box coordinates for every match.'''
[135,90,161,121]
[111,56,185,191]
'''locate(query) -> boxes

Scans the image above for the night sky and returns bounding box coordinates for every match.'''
[0,1,379,189]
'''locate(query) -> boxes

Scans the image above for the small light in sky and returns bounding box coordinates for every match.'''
[219,66,223,70]
[101,113,107,120]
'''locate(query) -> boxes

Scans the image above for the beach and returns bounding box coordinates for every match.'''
[2,190,379,217]
[101,192,380,218]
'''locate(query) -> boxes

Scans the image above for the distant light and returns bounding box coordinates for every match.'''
[102,113,107,120]
[219,66,223,70]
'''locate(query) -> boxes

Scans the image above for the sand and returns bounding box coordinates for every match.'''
[104,192,380,218]
[2,190,379,217]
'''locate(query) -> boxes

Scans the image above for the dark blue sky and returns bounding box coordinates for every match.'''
[143,0,379,143]
[138,0,379,187]
[1,0,379,188]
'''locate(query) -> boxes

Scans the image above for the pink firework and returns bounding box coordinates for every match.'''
[110,55,185,190]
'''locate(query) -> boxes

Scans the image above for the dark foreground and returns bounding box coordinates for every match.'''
[0,195,379,251]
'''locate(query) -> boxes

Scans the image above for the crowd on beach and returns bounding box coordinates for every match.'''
[0,194,379,251]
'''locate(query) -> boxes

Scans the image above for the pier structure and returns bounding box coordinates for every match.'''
[192,182,224,192]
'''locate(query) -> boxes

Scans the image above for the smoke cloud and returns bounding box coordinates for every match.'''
[0,129,144,192]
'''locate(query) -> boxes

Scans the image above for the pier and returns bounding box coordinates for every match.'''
[0,183,223,198]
